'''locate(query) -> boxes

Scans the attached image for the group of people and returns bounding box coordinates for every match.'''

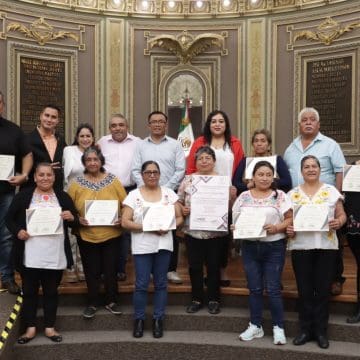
[0,89,359,348]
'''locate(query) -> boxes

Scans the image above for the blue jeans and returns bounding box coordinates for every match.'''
[0,192,15,283]
[242,239,286,328]
[133,250,171,320]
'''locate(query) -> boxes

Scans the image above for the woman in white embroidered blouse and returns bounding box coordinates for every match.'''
[287,155,346,349]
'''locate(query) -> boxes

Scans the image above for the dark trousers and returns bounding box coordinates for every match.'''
[168,230,179,272]
[333,230,345,283]
[292,249,336,336]
[185,235,225,303]
[347,234,360,297]
[21,267,63,328]
[78,236,120,306]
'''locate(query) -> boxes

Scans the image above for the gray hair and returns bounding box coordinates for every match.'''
[298,107,320,123]
[109,113,128,126]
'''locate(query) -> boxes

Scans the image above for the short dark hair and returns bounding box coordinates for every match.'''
[203,110,232,149]
[81,146,106,173]
[42,104,61,117]
[300,155,321,170]
[141,161,160,174]
[195,145,216,162]
[72,123,95,146]
[35,162,54,174]
[147,111,168,123]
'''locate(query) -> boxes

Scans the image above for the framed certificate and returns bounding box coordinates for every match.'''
[233,208,267,239]
[293,204,329,231]
[245,156,277,180]
[190,175,229,231]
[85,200,118,226]
[343,165,360,192]
[142,204,176,232]
[26,207,63,236]
[0,155,15,181]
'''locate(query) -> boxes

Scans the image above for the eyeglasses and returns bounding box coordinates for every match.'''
[149,120,166,125]
[143,170,160,176]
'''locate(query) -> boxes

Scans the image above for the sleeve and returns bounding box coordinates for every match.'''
[230,137,245,176]
[59,191,79,228]
[122,190,135,209]
[166,188,179,204]
[232,193,245,212]
[278,191,292,215]
[232,158,248,195]
[67,181,77,202]
[165,141,185,190]
[131,142,144,187]
[115,179,127,203]
[186,137,203,175]
[330,142,346,173]
[62,146,73,187]
[5,193,24,236]
[177,177,187,203]
[275,156,292,193]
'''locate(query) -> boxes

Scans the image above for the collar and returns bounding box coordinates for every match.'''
[107,133,134,143]
[37,125,56,140]
[147,135,168,144]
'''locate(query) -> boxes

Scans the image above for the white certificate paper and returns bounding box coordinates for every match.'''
[142,204,176,231]
[190,175,229,231]
[26,207,63,236]
[233,208,267,239]
[85,200,118,226]
[0,155,15,181]
[245,156,277,179]
[343,165,360,192]
[293,204,329,232]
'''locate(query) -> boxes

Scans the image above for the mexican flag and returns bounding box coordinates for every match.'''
[177,98,194,157]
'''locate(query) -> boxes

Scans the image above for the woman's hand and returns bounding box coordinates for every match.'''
[182,206,190,217]
[79,217,89,226]
[61,210,74,222]
[114,216,122,227]
[230,224,235,231]
[329,218,343,230]
[286,225,295,238]
[17,229,30,241]
[264,224,278,235]
[155,229,169,236]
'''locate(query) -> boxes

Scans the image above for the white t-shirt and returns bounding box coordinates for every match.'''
[24,193,67,269]
[232,190,291,242]
[212,144,234,182]
[63,145,84,190]
[287,184,342,250]
[123,187,178,254]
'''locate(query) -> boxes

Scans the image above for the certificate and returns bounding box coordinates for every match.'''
[343,165,360,192]
[85,200,118,226]
[190,175,229,231]
[245,156,277,179]
[293,204,329,232]
[142,204,176,231]
[233,208,267,239]
[26,207,63,236]
[0,155,15,181]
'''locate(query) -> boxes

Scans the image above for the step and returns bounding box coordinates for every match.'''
[30,305,360,343]
[12,330,360,360]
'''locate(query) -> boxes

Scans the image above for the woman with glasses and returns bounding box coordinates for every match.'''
[122,161,183,339]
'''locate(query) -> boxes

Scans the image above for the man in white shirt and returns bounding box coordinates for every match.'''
[97,114,140,280]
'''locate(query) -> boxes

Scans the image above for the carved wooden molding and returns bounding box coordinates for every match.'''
[144,30,228,64]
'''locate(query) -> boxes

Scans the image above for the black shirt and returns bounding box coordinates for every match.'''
[0,116,31,194]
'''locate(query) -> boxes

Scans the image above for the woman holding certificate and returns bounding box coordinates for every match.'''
[233,129,292,195]
[287,155,346,349]
[6,163,77,344]
[121,161,183,339]
[186,110,244,286]
[178,146,229,315]
[67,146,126,319]
[63,123,95,282]
[232,161,292,345]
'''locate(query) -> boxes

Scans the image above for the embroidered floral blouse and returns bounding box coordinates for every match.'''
[287,184,342,250]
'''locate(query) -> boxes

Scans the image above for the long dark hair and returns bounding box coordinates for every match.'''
[252,160,278,198]
[203,110,232,149]
[72,123,95,146]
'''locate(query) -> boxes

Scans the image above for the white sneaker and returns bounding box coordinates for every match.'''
[239,322,264,341]
[273,325,287,345]
[167,271,183,284]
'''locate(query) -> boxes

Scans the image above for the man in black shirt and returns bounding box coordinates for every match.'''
[0,91,33,294]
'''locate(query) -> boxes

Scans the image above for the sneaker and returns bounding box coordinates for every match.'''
[105,302,122,315]
[239,322,264,341]
[273,325,286,345]
[83,306,97,319]
[2,280,21,295]
[167,271,182,284]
